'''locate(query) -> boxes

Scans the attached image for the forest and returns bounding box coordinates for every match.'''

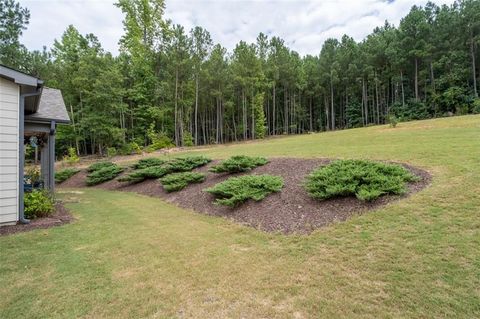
[1,0,479,156]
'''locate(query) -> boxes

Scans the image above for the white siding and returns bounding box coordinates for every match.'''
[0,77,19,224]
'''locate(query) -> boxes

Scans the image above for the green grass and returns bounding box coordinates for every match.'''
[1,115,480,318]
[305,159,419,201]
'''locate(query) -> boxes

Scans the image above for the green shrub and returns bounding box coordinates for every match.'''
[145,126,175,152]
[117,142,142,156]
[159,172,206,192]
[388,114,398,128]
[183,131,194,147]
[86,164,123,186]
[205,174,284,207]
[118,166,169,183]
[107,147,117,158]
[209,155,268,173]
[24,190,54,219]
[472,98,480,114]
[120,156,211,183]
[63,147,79,165]
[55,168,80,183]
[133,157,166,170]
[304,160,419,201]
[87,161,116,173]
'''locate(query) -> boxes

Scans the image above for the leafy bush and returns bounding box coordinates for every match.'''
[55,168,80,183]
[63,147,79,165]
[120,156,211,183]
[87,161,116,173]
[205,174,284,207]
[24,190,54,219]
[183,131,194,147]
[159,172,206,192]
[133,157,166,170]
[107,147,117,158]
[473,98,480,114]
[209,155,268,173]
[304,160,419,201]
[388,115,398,128]
[86,164,123,186]
[145,125,175,152]
[119,142,142,155]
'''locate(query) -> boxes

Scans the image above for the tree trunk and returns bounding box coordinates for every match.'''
[284,86,288,134]
[174,68,179,146]
[309,96,313,132]
[194,73,199,145]
[471,31,478,97]
[400,70,405,107]
[272,83,276,135]
[375,73,380,124]
[330,79,335,130]
[414,57,419,101]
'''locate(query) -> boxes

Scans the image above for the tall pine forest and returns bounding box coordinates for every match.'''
[1,0,480,156]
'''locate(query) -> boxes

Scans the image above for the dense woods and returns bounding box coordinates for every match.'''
[1,0,479,156]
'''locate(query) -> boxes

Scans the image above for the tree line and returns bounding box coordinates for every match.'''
[1,0,479,156]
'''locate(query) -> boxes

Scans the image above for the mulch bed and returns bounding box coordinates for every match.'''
[58,158,430,234]
[0,202,73,237]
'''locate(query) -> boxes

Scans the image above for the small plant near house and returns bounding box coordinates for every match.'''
[159,172,206,192]
[86,164,123,186]
[120,156,211,183]
[63,147,79,165]
[87,161,116,172]
[133,157,166,169]
[304,159,419,202]
[209,155,268,173]
[55,168,80,183]
[24,190,55,219]
[205,174,284,207]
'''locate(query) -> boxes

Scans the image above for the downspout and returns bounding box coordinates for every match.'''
[19,89,42,224]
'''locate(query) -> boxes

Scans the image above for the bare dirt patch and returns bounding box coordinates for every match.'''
[0,202,73,236]
[58,158,431,234]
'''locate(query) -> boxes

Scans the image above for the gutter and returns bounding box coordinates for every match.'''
[19,88,43,224]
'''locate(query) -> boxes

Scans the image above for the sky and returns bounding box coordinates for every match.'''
[19,0,455,56]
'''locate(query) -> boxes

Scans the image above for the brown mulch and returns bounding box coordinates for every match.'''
[0,202,73,237]
[58,158,431,234]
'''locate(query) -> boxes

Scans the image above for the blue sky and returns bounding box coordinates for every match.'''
[19,0,454,56]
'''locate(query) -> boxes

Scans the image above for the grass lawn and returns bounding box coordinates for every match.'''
[1,115,480,318]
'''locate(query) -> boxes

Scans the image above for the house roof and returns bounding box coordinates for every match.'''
[25,88,70,124]
[0,64,43,87]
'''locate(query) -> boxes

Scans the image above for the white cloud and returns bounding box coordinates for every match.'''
[19,0,455,56]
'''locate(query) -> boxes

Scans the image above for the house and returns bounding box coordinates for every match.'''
[0,65,70,226]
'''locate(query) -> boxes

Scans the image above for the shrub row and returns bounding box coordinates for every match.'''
[120,156,211,183]
[159,172,206,192]
[55,168,80,183]
[209,155,268,173]
[86,164,123,186]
